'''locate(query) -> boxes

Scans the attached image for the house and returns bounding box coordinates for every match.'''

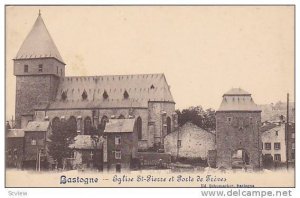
[22,121,51,170]
[69,135,104,170]
[6,129,25,168]
[261,122,295,167]
[216,88,262,169]
[103,118,138,172]
[164,122,215,160]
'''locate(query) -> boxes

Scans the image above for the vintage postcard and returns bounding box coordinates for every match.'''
[5,5,295,187]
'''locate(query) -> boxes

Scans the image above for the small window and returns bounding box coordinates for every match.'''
[249,117,253,124]
[227,117,232,124]
[274,154,281,161]
[150,84,155,89]
[31,138,37,145]
[177,140,182,148]
[265,143,271,150]
[90,151,94,160]
[103,90,108,99]
[275,131,278,136]
[123,90,129,99]
[82,90,88,100]
[61,91,67,101]
[115,135,121,145]
[292,143,295,149]
[24,65,28,73]
[38,64,43,72]
[115,150,121,159]
[291,152,295,160]
[274,142,281,150]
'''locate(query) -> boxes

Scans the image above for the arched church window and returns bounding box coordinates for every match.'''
[150,84,155,89]
[52,117,60,131]
[123,90,129,99]
[67,116,77,136]
[82,90,88,100]
[100,116,108,130]
[167,116,171,134]
[137,117,142,140]
[103,90,108,99]
[84,117,92,135]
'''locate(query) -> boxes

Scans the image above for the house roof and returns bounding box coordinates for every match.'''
[218,88,261,112]
[260,123,279,133]
[24,121,50,132]
[6,129,25,138]
[69,135,104,149]
[35,74,174,110]
[104,119,135,133]
[15,13,64,63]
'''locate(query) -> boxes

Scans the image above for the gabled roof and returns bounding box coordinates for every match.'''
[15,13,64,64]
[24,121,50,132]
[104,119,135,133]
[6,129,25,138]
[69,135,104,150]
[218,88,261,112]
[38,73,174,110]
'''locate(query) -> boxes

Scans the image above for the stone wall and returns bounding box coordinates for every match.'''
[15,75,60,128]
[164,122,215,159]
[216,111,261,169]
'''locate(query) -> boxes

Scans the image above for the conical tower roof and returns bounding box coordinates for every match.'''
[15,12,64,64]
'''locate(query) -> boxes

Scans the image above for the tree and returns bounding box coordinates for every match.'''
[176,106,216,131]
[48,119,77,168]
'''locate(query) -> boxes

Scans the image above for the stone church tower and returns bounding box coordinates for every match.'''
[216,88,262,169]
[14,13,65,128]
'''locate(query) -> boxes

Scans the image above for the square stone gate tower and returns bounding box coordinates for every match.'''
[216,88,262,169]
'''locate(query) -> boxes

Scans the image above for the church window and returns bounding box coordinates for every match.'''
[38,64,43,72]
[61,91,67,101]
[24,65,28,73]
[167,116,171,134]
[150,84,155,89]
[123,90,129,99]
[82,90,88,100]
[275,130,278,136]
[84,117,92,135]
[118,115,125,119]
[137,117,142,140]
[115,135,121,145]
[103,90,108,99]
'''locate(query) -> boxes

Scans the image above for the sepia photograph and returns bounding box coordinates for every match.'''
[5,5,295,188]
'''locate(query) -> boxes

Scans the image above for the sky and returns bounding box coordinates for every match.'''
[5,6,294,120]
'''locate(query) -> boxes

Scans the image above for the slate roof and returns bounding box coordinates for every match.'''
[223,88,250,96]
[104,119,135,133]
[6,129,25,138]
[24,121,50,132]
[218,88,261,112]
[38,74,174,110]
[69,135,104,149]
[15,14,64,64]
[260,123,278,133]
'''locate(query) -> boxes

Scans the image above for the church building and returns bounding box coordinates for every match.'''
[13,12,177,156]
